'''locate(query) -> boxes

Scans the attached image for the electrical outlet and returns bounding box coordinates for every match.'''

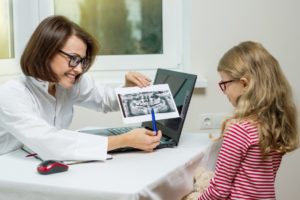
[199,115,213,129]
[199,113,228,130]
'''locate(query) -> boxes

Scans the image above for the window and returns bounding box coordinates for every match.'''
[55,0,162,56]
[0,0,14,59]
[0,0,19,77]
[40,0,183,73]
[1,0,184,81]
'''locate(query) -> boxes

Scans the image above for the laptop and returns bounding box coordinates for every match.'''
[80,68,197,152]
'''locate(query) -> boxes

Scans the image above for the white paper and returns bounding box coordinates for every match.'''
[115,84,179,124]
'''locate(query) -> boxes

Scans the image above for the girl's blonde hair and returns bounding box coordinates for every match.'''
[218,41,299,154]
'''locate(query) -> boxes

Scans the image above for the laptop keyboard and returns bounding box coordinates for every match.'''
[107,127,134,135]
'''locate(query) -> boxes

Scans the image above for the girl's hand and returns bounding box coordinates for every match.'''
[124,71,151,88]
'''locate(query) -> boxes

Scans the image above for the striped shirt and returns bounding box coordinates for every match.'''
[199,121,283,200]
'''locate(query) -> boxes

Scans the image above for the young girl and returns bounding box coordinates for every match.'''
[199,41,299,199]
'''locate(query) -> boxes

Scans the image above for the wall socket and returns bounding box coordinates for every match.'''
[199,113,228,130]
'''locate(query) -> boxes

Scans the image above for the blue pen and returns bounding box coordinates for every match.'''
[151,108,158,135]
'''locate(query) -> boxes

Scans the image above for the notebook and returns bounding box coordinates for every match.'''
[79,68,197,153]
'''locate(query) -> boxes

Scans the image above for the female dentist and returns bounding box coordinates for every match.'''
[0,15,161,161]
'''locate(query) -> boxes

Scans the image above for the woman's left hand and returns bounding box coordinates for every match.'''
[125,71,151,88]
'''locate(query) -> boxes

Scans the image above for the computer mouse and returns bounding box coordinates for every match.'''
[37,160,69,175]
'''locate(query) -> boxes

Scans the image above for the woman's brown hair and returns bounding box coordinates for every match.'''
[21,15,99,82]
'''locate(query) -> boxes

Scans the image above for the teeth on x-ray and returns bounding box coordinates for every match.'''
[120,90,176,117]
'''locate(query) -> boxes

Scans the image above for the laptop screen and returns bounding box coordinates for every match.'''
[142,68,197,145]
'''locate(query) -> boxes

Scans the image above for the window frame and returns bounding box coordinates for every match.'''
[0,0,42,76]
[0,0,17,76]
[1,0,209,88]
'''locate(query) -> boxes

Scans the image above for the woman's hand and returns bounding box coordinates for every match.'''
[124,128,162,151]
[124,71,151,88]
[108,128,162,152]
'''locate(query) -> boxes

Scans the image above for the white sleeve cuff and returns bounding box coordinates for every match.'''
[74,133,108,161]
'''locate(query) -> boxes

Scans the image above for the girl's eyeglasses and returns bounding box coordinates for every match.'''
[218,80,234,92]
[59,50,88,71]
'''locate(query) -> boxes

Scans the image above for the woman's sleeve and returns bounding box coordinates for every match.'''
[0,84,109,161]
[72,75,119,112]
[199,123,250,200]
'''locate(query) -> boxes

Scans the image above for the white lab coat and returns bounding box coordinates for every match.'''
[0,75,119,161]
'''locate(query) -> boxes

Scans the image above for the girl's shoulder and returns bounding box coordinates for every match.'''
[226,119,257,130]
[224,119,259,142]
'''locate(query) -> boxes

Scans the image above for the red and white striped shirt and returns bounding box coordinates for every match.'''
[199,121,283,200]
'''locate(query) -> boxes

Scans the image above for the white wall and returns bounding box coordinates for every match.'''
[188,0,300,121]
[188,0,300,199]
[71,0,300,199]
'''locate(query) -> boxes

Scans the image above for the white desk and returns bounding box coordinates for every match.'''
[0,133,213,200]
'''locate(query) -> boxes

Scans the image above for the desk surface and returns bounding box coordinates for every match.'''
[0,133,212,200]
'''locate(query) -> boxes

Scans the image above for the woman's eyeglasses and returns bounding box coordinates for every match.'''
[59,50,88,71]
[218,80,234,92]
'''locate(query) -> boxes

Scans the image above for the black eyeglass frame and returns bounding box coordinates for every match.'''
[58,50,88,71]
[218,80,235,92]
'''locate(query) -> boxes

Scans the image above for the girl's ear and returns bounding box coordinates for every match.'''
[240,77,249,89]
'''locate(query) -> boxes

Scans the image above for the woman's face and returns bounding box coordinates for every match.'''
[50,35,87,89]
[219,71,246,107]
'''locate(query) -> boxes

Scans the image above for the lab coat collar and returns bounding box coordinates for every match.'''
[25,76,51,93]
[25,76,71,95]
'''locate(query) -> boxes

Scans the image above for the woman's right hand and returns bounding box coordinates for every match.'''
[124,128,162,151]
[107,128,162,152]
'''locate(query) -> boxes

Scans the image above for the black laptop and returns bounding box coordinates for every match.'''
[80,68,197,152]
